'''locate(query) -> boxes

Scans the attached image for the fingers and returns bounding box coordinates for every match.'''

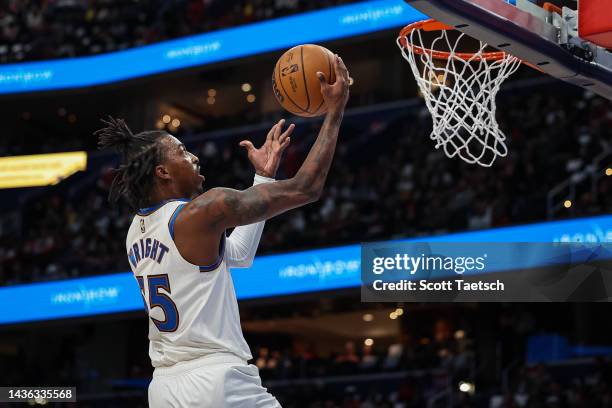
[334,55,349,83]
[278,123,295,144]
[266,123,277,143]
[279,136,291,151]
[317,71,330,96]
[273,119,284,142]
[268,119,285,143]
[316,71,327,87]
[239,140,255,152]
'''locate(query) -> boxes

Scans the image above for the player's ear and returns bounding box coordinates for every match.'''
[155,164,171,181]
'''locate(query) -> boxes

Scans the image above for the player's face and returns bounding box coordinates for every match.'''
[160,135,205,197]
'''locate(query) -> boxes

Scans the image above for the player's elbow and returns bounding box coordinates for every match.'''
[292,177,322,204]
[298,186,321,204]
[306,188,322,203]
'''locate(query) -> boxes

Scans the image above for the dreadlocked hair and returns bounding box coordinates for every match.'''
[95,116,167,211]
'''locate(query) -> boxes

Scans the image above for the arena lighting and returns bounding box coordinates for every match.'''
[362,313,374,322]
[171,118,181,127]
[207,96,215,105]
[162,114,171,124]
[208,89,217,97]
[33,397,47,405]
[564,200,573,208]
[0,151,87,189]
[606,168,612,176]
[458,381,475,394]
[242,83,252,92]
[364,338,374,346]
[395,308,404,316]
[454,330,465,340]
[389,311,398,320]
[247,94,256,103]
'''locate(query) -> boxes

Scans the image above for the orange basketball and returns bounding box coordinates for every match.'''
[272,44,336,117]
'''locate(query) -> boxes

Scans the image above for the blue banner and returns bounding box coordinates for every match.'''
[0,0,423,94]
[0,215,611,324]
[233,215,612,299]
[0,273,143,325]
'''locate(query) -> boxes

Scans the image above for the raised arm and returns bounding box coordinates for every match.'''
[173,55,350,266]
[196,113,344,223]
[186,55,349,229]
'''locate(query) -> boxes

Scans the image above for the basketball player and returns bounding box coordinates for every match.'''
[96,55,350,407]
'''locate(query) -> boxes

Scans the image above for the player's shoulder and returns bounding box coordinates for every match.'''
[136,198,190,218]
[176,187,237,229]
[126,199,190,241]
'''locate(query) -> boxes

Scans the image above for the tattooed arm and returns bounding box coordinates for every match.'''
[194,109,344,226]
[189,54,349,230]
[174,55,349,266]
[190,102,345,222]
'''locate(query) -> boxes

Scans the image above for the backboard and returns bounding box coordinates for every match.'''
[404,0,612,100]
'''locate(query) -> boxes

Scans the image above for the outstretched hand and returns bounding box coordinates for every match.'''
[240,119,294,178]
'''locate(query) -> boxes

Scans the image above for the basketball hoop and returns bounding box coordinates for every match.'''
[397,19,522,167]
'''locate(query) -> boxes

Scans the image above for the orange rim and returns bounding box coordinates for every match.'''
[542,2,562,15]
[398,19,508,61]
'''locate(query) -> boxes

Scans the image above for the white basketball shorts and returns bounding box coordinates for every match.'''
[148,353,282,408]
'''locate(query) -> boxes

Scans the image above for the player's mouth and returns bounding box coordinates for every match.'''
[196,166,205,182]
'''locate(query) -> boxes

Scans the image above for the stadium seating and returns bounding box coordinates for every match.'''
[0,0,360,63]
[0,85,610,286]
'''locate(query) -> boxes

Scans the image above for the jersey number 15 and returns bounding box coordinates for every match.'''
[136,274,179,332]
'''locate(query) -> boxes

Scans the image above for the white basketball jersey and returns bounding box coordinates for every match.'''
[126,199,252,368]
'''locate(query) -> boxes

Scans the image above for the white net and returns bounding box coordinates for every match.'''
[397,22,521,167]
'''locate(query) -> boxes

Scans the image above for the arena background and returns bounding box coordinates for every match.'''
[0,0,611,407]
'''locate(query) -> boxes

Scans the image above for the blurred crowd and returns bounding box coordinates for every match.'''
[272,357,612,408]
[492,358,612,408]
[252,331,473,381]
[263,91,611,253]
[3,314,472,407]
[3,285,610,408]
[0,86,610,286]
[8,303,612,407]
[0,0,359,63]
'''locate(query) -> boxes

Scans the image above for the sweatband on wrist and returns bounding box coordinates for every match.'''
[253,174,276,185]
